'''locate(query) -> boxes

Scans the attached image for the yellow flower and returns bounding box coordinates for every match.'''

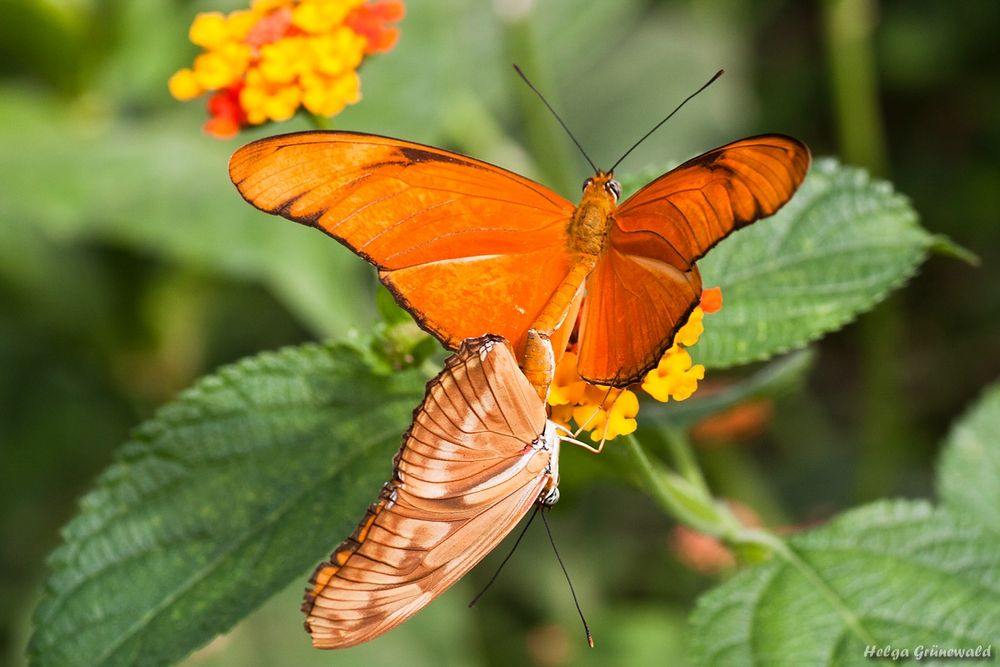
[302,71,361,116]
[167,68,202,101]
[226,10,258,40]
[675,307,704,347]
[189,12,230,49]
[310,28,366,75]
[253,0,292,13]
[170,0,404,138]
[547,287,721,442]
[293,0,364,33]
[640,346,705,402]
[192,51,243,90]
[258,37,310,84]
[548,350,589,407]
[571,388,639,441]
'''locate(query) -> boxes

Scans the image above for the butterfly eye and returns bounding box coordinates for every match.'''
[582,177,593,192]
[606,179,622,200]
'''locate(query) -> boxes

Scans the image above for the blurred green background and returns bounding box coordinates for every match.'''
[2,0,998,665]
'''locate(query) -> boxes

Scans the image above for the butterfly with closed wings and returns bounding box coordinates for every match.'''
[301,334,562,648]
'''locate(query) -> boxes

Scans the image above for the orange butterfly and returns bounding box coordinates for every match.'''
[302,334,560,648]
[230,94,809,390]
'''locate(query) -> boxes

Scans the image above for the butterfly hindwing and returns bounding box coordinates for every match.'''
[577,249,701,385]
[611,134,811,270]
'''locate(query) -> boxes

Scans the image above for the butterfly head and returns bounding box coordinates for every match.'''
[582,172,622,202]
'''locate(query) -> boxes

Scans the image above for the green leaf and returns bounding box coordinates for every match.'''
[690,500,1000,666]
[694,158,932,368]
[938,382,1000,534]
[29,342,426,667]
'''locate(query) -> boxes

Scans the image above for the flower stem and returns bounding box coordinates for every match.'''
[622,434,739,539]
[822,0,910,501]
[662,427,709,494]
[623,434,796,565]
[308,113,331,130]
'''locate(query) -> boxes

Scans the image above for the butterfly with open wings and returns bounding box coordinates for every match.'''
[230,118,808,393]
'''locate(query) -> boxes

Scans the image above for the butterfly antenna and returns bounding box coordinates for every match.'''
[608,69,725,174]
[468,505,540,608]
[513,64,598,173]
[540,509,594,648]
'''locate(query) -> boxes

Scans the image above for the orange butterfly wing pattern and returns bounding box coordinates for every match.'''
[230,132,576,356]
[302,335,560,649]
[576,135,811,384]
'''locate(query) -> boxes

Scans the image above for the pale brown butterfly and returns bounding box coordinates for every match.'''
[301,334,563,648]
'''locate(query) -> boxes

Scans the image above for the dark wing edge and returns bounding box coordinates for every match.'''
[614,134,811,270]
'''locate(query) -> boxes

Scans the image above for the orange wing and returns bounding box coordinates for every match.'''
[230,132,576,356]
[577,250,701,386]
[302,335,559,649]
[577,135,810,384]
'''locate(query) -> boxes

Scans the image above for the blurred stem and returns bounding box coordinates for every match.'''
[308,113,331,130]
[500,11,577,195]
[823,0,887,175]
[662,427,709,494]
[622,434,738,540]
[823,0,909,501]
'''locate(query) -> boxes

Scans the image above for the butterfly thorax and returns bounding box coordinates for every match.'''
[568,172,619,257]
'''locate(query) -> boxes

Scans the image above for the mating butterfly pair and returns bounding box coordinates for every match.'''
[230,126,809,647]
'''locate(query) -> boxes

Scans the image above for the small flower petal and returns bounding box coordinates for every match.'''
[346,0,405,53]
[193,51,243,90]
[168,68,202,100]
[700,286,723,314]
[189,12,230,49]
[675,307,704,347]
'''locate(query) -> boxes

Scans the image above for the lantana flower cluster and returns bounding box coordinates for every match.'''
[548,287,722,442]
[169,0,404,138]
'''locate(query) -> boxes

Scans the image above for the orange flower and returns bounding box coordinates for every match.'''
[169,0,404,138]
[671,500,760,574]
[548,287,721,442]
[346,0,405,53]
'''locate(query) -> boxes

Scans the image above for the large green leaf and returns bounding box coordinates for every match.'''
[938,382,1000,534]
[690,500,1000,666]
[28,342,425,667]
[692,158,931,368]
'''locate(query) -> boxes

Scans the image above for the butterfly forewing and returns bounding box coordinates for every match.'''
[302,335,558,649]
[230,132,576,356]
[612,135,811,269]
